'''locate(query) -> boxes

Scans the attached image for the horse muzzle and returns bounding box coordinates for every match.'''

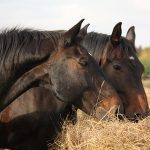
[94,96,124,120]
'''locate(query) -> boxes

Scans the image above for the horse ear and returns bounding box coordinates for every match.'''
[63,19,84,47]
[77,23,90,40]
[111,22,122,46]
[126,26,135,45]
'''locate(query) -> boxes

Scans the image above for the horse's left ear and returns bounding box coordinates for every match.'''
[63,19,84,47]
[111,22,122,46]
[77,23,90,40]
[126,26,135,45]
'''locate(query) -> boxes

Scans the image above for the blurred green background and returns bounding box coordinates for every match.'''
[138,47,150,78]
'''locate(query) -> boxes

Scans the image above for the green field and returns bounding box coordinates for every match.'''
[138,47,150,78]
[142,61,150,78]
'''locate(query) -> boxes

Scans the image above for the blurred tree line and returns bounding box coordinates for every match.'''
[138,46,150,78]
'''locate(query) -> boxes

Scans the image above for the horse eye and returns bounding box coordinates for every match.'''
[113,64,121,70]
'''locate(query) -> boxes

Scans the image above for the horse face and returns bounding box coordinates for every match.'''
[49,45,123,117]
[101,23,149,120]
[48,21,123,118]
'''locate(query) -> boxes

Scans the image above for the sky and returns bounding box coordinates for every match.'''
[0,0,150,47]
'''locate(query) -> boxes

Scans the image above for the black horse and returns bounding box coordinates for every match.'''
[0,20,122,149]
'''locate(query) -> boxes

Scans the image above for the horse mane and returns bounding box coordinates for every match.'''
[0,28,63,77]
[0,28,62,59]
[82,32,109,62]
[82,32,136,65]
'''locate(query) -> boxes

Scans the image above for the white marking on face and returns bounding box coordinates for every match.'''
[129,56,135,60]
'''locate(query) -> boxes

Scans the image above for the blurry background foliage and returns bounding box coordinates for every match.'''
[138,47,150,78]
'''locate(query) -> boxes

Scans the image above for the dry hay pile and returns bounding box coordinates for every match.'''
[55,115,150,150]
[53,80,150,150]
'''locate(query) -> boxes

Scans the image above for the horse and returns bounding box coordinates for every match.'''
[80,22,149,120]
[0,106,77,150]
[0,88,77,149]
[1,21,149,149]
[0,19,122,149]
[8,22,148,123]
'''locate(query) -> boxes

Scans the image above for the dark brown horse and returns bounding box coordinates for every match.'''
[81,22,149,120]
[0,104,77,150]
[0,88,77,149]
[1,22,149,150]
[0,20,122,149]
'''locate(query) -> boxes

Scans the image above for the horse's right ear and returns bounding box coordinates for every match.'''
[126,26,135,45]
[63,19,84,47]
[77,23,90,40]
[111,22,122,46]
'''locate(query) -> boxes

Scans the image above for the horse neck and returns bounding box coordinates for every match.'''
[0,30,61,101]
[81,32,109,63]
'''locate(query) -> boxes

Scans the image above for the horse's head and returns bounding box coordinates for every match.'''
[3,20,123,119]
[99,23,149,120]
[47,20,123,118]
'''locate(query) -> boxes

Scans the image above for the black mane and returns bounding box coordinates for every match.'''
[81,32,109,62]
[0,28,62,76]
[0,28,63,98]
[82,32,136,64]
[0,28,62,59]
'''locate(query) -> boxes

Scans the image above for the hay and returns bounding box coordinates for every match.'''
[53,79,150,150]
[55,114,150,150]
